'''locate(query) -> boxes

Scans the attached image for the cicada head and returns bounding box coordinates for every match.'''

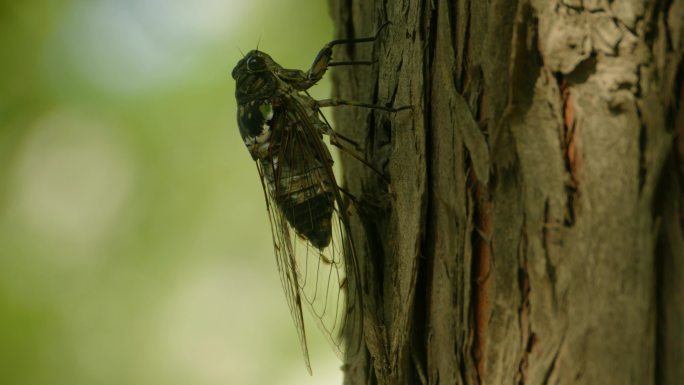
[232,50,279,104]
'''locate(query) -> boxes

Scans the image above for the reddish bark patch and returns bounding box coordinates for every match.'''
[559,79,581,225]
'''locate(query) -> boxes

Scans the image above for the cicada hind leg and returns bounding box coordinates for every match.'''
[313,96,412,184]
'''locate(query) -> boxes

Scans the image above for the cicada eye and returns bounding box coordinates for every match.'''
[246,55,266,71]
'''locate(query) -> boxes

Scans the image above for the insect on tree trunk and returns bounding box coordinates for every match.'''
[326,0,684,384]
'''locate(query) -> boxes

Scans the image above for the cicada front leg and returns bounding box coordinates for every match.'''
[281,22,392,90]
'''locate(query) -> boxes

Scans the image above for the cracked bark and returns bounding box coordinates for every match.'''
[326,0,683,384]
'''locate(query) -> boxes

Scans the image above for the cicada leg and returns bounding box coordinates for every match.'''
[313,97,410,182]
[316,98,412,113]
[310,104,391,182]
[282,22,391,90]
[316,96,411,172]
[328,134,389,183]
[338,184,392,219]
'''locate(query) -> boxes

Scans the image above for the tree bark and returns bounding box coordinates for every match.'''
[327,0,683,384]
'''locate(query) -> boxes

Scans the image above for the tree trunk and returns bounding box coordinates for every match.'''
[326,1,684,384]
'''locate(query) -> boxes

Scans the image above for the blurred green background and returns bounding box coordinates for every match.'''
[0,1,342,384]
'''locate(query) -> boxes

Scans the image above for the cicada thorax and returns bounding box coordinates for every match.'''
[235,72,277,104]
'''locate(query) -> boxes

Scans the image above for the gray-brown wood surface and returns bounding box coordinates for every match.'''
[326,0,683,384]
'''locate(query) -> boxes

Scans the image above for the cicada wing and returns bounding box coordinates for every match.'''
[284,97,364,359]
[256,161,312,372]
[254,97,363,369]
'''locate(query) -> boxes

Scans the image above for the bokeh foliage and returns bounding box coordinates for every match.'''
[0,1,341,384]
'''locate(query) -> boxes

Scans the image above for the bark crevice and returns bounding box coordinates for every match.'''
[516,213,532,385]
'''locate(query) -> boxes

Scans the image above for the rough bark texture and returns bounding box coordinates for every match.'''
[326,1,683,384]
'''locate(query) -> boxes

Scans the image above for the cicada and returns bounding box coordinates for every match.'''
[231,25,399,372]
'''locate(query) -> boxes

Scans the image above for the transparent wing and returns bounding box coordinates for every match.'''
[254,97,363,372]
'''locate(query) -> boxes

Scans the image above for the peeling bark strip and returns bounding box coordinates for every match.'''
[327,0,684,384]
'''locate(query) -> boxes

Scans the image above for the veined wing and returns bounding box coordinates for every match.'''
[254,94,362,372]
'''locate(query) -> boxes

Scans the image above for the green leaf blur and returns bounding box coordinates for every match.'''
[0,1,341,384]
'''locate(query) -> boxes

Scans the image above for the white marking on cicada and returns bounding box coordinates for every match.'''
[255,126,270,143]
[244,135,256,149]
[244,101,277,159]
[251,102,274,158]
[256,101,274,144]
